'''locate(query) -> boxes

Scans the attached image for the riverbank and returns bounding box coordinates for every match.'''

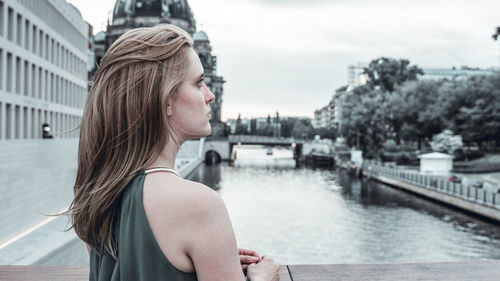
[362,160,500,223]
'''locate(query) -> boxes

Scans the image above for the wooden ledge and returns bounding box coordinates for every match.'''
[1,260,500,281]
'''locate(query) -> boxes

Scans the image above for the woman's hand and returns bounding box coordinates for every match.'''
[238,248,261,271]
[246,256,280,281]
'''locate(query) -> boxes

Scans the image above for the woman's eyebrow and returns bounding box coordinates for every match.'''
[194,73,205,81]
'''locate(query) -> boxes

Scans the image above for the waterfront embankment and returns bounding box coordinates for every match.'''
[362,160,500,222]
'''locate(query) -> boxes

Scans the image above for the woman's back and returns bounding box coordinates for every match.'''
[77,24,279,281]
[89,170,199,281]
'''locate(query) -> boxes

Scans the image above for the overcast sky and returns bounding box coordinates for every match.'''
[69,0,500,121]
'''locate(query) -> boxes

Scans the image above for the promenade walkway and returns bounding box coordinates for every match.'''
[363,160,500,222]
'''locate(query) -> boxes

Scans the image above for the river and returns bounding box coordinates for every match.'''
[188,146,500,265]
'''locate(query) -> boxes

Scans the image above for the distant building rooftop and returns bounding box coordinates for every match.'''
[421,67,496,80]
[418,152,455,159]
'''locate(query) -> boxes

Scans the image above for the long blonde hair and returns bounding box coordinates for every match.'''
[68,24,193,258]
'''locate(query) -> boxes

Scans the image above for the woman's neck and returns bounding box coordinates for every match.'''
[148,137,184,170]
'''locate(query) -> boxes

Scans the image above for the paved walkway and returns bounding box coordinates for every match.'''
[456,172,500,186]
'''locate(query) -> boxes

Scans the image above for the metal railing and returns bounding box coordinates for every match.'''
[363,160,500,209]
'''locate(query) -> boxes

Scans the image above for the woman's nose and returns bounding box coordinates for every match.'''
[205,86,215,104]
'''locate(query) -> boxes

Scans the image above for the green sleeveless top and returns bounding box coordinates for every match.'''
[89,170,199,281]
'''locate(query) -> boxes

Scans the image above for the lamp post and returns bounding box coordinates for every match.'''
[493,26,500,69]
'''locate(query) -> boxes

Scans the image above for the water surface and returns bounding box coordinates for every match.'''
[189,146,500,264]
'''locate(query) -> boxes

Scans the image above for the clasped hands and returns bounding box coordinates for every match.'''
[238,248,263,271]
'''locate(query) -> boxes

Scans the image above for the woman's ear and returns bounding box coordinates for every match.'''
[167,105,172,116]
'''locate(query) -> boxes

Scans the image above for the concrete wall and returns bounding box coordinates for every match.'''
[0,138,204,266]
[0,139,78,245]
[203,139,230,160]
[33,236,88,266]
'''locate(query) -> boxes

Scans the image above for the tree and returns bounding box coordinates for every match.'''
[223,123,231,137]
[235,113,247,135]
[313,126,336,140]
[380,90,407,145]
[257,124,273,136]
[446,74,500,148]
[430,129,463,154]
[235,124,248,135]
[250,118,257,135]
[236,113,242,128]
[395,79,444,148]
[340,57,423,154]
[363,57,423,92]
[280,118,296,138]
[291,119,313,139]
[341,85,389,153]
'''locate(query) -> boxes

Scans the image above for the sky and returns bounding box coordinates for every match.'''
[69,0,500,121]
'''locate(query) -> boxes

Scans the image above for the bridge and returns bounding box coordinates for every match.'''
[228,135,305,146]
[203,135,305,164]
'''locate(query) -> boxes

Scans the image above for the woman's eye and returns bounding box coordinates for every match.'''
[197,79,204,87]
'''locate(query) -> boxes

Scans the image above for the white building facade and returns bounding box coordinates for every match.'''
[421,67,495,81]
[418,152,454,175]
[0,0,88,141]
[0,0,89,266]
[312,105,332,128]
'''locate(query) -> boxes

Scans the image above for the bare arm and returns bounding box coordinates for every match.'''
[183,185,246,281]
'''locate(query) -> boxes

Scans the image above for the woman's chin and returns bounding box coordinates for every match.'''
[191,126,211,139]
[203,125,212,137]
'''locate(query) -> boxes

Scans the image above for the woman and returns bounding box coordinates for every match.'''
[68,24,280,281]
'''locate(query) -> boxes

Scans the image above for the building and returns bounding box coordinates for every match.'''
[421,67,495,81]
[0,0,88,141]
[227,115,288,137]
[312,64,368,131]
[227,117,268,134]
[93,0,226,136]
[192,30,225,135]
[347,63,365,85]
[332,87,346,129]
[418,152,454,175]
[0,0,89,266]
[312,105,331,128]
[106,0,196,47]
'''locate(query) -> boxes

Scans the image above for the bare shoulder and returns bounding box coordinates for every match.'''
[143,175,229,244]
[176,179,220,201]
[174,179,226,221]
[142,174,227,272]
[143,175,223,219]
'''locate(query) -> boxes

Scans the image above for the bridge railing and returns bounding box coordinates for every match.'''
[363,160,500,209]
[228,135,305,144]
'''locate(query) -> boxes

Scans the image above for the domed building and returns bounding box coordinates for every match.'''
[92,0,225,135]
[193,30,225,135]
[107,0,196,46]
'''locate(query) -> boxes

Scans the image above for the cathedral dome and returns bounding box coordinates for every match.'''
[112,0,195,25]
[193,30,209,42]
